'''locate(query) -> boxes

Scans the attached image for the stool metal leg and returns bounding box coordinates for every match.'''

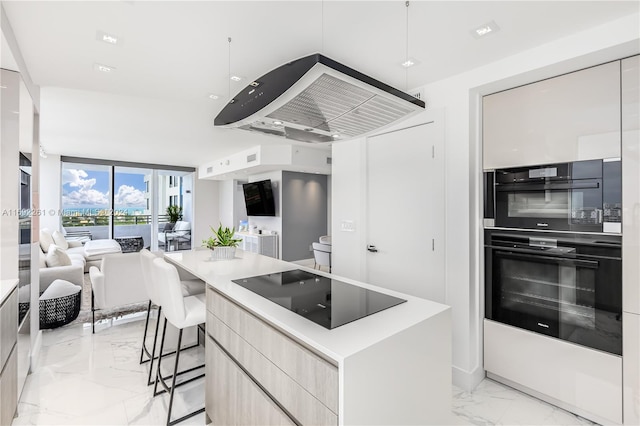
[91,291,95,334]
[139,300,153,364]
[153,321,205,425]
[147,305,163,386]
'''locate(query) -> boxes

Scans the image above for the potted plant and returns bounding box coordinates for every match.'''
[166,204,182,225]
[203,224,242,260]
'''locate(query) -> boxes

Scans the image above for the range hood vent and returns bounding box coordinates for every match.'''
[214,54,425,143]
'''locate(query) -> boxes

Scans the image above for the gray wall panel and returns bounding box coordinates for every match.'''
[281,172,328,261]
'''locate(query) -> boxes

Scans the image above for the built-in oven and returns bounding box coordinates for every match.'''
[485,229,622,355]
[484,159,621,233]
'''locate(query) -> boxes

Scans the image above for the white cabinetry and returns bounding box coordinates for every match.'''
[622,54,640,426]
[483,60,621,169]
[485,320,622,425]
[237,232,278,258]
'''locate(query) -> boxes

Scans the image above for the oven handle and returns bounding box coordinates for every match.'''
[495,181,600,192]
[492,249,599,269]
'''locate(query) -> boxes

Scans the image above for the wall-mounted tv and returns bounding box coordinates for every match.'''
[242,179,276,216]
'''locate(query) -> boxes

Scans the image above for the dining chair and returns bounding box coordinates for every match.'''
[312,242,332,272]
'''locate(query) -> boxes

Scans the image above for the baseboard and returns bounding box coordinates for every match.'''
[452,364,485,392]
[487,372,618,426]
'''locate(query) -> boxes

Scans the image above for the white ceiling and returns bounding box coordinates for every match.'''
[2,1,639,166]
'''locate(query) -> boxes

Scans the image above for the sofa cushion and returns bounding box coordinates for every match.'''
[38,249,47,268]
[40,279,81,300]
[52,230,69,250]
[46,245,72,268]
[40,228,55,252]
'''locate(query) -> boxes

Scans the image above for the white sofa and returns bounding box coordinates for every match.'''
[39,229,86,293]
[89,252,148,332]
[38,248,85,293]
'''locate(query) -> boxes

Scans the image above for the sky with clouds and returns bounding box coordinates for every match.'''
[61,167,147,210]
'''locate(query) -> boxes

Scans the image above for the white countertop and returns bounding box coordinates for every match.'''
[165,249,450,363]
[0,279,19,305]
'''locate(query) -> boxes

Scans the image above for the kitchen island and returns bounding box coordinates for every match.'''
[165,249,452,425]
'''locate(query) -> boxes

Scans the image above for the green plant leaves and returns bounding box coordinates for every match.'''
[202,223,242,248]
[166,204,183,222]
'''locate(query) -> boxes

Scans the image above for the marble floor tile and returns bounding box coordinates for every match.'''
[452,379,596,426]
[15,312,601,425]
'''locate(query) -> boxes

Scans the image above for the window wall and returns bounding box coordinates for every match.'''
[61,158,195,251]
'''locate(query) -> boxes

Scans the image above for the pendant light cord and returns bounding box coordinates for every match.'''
[228,37,232,100]
[405,1,409,91]
[321,0,324,53]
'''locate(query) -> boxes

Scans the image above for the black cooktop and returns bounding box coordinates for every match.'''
[232,269,406,330]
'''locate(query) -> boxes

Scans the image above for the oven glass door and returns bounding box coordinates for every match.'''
[495,179,602,231]
[487,245,621,355]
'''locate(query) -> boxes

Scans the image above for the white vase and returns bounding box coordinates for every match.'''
[210,246,236,260]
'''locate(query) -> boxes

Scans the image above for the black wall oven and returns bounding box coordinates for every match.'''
[484,159,621,233]
[485,229,622,355]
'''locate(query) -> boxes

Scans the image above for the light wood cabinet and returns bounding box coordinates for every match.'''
[0,288,17,376]
[0,346,18,426]
[0,287,18,426]
[206,333,295,426]
[205,287,338,425]
[483,60,621,169]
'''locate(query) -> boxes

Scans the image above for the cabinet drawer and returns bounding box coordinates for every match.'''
[206,334,295,426]
[0,288,18,370]
[207,312,338,425]
[0,345,18,426]
[207,288,338,413]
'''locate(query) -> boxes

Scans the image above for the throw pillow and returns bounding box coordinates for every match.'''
[45,244,72,268]
[40,279,81,300]
[51,230,69,250]
[40,228,55,252]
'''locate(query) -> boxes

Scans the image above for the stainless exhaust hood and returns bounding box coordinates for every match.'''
[214,54,425,143]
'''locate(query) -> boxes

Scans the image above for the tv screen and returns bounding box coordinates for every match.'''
[243,179,276,216]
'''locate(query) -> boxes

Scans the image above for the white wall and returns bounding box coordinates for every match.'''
[39,154,61,232]
[331,12,640,391]
[217,179,248,231]
[193,178,219,250]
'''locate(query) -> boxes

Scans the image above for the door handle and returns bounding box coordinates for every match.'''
[367,245,378,253]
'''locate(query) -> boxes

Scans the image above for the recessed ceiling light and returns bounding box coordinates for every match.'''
[273,121,283,125]
[472,21,500,38]
[332,134,340,139]
[209,94,220,100]
[230,75,242,82]
[93,63,116,73]
[400,57,420,68]
[96,30,121,46]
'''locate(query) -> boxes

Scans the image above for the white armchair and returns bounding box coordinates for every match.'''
[89,252,148,332]
[158,220,191,251]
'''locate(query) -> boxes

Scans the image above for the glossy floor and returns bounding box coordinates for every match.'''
[13,314,594,425]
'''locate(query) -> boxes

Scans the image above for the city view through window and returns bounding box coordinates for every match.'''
[61,161,192,251]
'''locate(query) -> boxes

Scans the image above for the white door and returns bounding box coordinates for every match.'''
[366,120,445,302]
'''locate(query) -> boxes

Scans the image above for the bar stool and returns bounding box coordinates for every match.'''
[151,257,206,425]
[139,249,204,386]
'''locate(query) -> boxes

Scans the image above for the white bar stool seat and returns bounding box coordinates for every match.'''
[139,249,204,386]
[151,257,205,426]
